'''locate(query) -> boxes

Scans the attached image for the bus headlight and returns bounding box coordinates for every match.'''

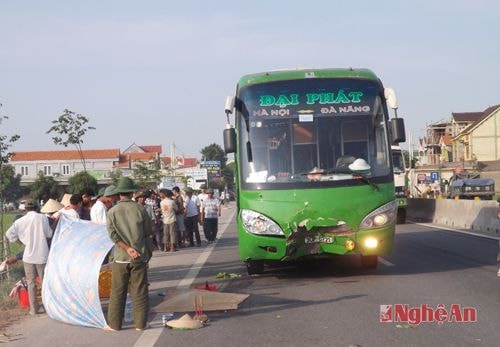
[359,201,397,230]
[241,209,284,236]
[364,237,378,249]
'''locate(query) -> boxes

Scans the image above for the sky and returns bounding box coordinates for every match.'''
[1,0,499,158]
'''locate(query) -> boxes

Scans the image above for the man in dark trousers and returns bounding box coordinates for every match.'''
[6,199,52,315]
[105,177,153,331]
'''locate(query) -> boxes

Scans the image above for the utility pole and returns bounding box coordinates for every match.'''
[170,142,176,176]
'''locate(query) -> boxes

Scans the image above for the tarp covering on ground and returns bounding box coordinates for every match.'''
[42,215,114,328]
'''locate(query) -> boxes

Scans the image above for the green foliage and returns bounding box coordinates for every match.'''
[0,165,22,203]
[200,143,227,168]
[208,178,226,192]
[0,115,22,203]
[222,161,235,190]
[0,265,25,310]
[0,116,21,165]
[30,171,60,203]
[46,109,95,171]
[68,171,98,194]
[108,168,123,185]
[403,151,419,169]
[46,109,95,147]
[2,212,23,255]
[1,112,21,259]
[133,160,162,189]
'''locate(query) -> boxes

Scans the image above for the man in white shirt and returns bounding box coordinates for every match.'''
[91,187,108,224]
[183,187,201,246]
[160,189,178,252]
[53,194,82,220]
[6,199,52,315]
[197,185,209,241]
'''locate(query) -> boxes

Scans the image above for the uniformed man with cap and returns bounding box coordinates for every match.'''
[105,177,153,331]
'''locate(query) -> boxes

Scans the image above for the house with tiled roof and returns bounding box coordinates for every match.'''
[10,149,121,184]
[160,156,198,169]
[451,112,484,137]
[117,143,163,169]
[122,143,162,155]
[453,105,500,161]
[422,105,500,165]
[10,143,199,186]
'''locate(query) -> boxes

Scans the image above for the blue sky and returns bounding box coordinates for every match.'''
[1,0,499,157]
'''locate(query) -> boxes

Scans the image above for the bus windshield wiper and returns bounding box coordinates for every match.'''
[326,167,379,191]
[352,173,379,191]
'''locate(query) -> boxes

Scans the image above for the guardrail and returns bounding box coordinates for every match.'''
[407,198,500,237]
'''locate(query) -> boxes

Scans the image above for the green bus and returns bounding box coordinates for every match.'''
[223,68,405,274]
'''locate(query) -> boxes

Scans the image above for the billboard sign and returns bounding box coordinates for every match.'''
[200,161,221,180]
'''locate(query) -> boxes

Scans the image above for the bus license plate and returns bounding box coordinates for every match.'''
[304,236,334,244]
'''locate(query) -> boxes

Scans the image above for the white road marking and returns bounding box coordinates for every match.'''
[133,209,235,347]
[413,222,500,241]
[378,257,395,266]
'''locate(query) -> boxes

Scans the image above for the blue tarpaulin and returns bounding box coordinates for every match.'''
[42,215,114,328]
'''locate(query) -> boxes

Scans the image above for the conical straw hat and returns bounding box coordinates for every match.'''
[60,193,72,207]
[166,314,202,330]
[41,198,64,214]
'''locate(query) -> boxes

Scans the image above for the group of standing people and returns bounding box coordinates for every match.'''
[158,184,221,252]
[4,178,223,332]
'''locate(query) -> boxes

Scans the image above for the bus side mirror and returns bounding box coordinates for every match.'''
[225,96,235,114]
[390,118,406,144]
[384,88,398,110]
[223,127,236,154]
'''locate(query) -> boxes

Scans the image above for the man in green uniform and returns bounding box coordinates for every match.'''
[105,177,153,331]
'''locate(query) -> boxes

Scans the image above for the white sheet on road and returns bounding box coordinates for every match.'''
[42,215,114,328]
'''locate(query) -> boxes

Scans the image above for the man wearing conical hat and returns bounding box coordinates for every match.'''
[40,198,64,229]
[105,177,153,331]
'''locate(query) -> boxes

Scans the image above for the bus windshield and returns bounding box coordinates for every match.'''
[392,149,405,174]
[237,78,391,188]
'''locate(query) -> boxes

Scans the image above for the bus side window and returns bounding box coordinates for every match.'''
[341,121,368,161]
[268,122,291,174]
[292,122,318,173]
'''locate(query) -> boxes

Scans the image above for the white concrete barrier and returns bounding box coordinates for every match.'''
[407,198,500,237]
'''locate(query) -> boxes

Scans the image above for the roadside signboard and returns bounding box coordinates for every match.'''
[200,161,221,180]
[430,171,440,182]
[417,173,427,183]
[183,168,208,189]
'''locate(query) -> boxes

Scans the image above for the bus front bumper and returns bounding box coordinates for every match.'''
[238,226,395,261]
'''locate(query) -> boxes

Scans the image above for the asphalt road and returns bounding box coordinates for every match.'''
[4,205,499,347]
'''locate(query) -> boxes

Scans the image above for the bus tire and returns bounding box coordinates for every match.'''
[361,255,378,269]
[397,209,406,224]
[246,260,264,275]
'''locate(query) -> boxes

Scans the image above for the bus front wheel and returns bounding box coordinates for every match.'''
[361,255,378,269]
[397,208,406,224]
[246,260,264,275]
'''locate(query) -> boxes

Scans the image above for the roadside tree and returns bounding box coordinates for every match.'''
[68,171,98,195]
[30,171,59,203]
[46,109,95,172]
[109,168,123,185]
[133,160,162,189]
[200,143,227,168]
[222,161,235,191]
[0,112,21,259]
